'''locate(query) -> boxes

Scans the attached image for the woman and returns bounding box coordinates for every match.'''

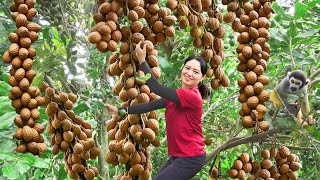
[105,41,209,179]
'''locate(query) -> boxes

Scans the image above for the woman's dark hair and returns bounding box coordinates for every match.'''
[184,56,210,99]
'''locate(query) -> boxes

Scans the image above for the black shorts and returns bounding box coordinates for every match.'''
[153,153,206,180]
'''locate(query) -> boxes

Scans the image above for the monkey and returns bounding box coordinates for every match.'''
[269,70,312,126]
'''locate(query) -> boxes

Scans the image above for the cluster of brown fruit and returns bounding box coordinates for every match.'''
[43,87,100,180]
[104,83,160,180]
[1,0,47,155]
[143,0,176,43]
[167,0,230,89]
[88,0,167,179]
[104,47,161,179]
[226,153,253,179]
[88,0,123,53]
[88,0,176,53]
[222,0,274,132]
[227,147,301,180]
[105,131,153,179]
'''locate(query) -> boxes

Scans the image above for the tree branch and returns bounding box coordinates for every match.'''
[289,38,296,67]
[298,130,320,145]
[0,15,8,20]
[205,128,281,163]
[202,91,238,119]
[310,78,320,87]
[57,76,73,93]
[309,68,320,80]
[44,74,54,89]
[262,142,316,151]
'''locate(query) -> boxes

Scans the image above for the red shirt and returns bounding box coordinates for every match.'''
[164,86,205,157]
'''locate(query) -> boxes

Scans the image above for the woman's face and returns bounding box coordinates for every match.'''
[181,59,205,89]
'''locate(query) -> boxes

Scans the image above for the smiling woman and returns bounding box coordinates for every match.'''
[105,41,210,179]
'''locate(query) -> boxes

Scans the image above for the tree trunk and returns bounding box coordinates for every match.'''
[97,113,108,180]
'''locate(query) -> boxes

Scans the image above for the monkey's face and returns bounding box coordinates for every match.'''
[287,70,309,93]
[289,77,303,93]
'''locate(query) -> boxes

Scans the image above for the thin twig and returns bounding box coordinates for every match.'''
[289,38,296,67]
[263,142,316,151]
[57,0,71,37]
[310,78,320,87]
[299,130,320,145]
[309,68,320,80]
[232,127,244,138]
[202,91,238,119]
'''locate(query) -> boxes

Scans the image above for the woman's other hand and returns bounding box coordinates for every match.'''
[104,103,118,115]
[135,41,147,64]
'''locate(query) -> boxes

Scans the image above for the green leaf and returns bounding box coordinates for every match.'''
[17,153,38,167]
[1,73,10,83]
[158,56,170,68]
[56,164,68,179]
[67,41,77,48]
[42,27,50,40]
[34,169,43,179]
[272,3,291,21]
[2,163,19,179]
[39,107,48,121]
[31,74,44,88]
[0,100,15,116]
[94,100,105,109]
[294,2,308,20]
[0,153,16,161]
[52,38,62,49]
[145,73,151,79]
[33,158,50,168]
[0,140,15,152]
[287,21,298,38]
[16,161,31,175]
[73,101,91,115]
[44,41,51,50]
[51,27,60,40]
[136,73,151,83]
[0,81,11,96]
[0,112,17,130]
[295,29,319,38]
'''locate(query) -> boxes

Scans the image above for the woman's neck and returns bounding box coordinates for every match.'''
[182,84,197,89]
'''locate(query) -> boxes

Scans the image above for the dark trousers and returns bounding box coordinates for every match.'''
[153,153,206,180]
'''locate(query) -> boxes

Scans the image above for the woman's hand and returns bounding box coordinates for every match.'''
[104,103,118,115]
[135,41,147,64]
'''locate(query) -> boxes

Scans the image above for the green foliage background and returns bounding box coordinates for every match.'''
[0,0,319,179]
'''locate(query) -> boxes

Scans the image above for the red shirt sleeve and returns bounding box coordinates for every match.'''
[176,88,202,108]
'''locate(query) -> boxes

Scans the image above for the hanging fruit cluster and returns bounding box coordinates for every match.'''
[227,147,301,179]
[43,86,100,180]
[222,0,274,132]
[227,153,253,179]
[166,0,230,89]
[1,0,47,155]
[88,0,170,179]
[271,146,301,180]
